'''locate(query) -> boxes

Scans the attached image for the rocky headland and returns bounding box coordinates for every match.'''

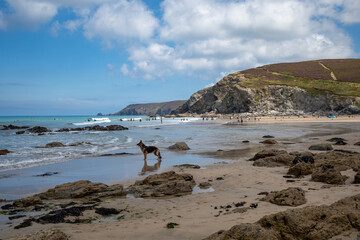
[173,59,360,115]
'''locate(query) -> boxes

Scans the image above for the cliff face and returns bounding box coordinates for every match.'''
[112,100,186,116]
[174,59,360,115]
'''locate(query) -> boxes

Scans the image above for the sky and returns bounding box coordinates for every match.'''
[0,0,360,116]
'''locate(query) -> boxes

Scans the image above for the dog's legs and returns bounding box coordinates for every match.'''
[155,149,162,160]
[144,152,147,161]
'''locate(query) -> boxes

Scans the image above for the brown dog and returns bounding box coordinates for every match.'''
[137,140,162,160]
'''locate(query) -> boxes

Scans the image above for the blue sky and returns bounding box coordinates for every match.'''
[0,0,359,115]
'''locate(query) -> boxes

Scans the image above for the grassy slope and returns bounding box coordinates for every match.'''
[231,59,360,97]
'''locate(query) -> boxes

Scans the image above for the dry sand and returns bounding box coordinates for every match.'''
[3,118,360,240]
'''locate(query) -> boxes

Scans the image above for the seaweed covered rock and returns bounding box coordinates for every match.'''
[311,164,346,185]
[261,187,306,206]
[204,194,360,240]
[287,162,313,176]
[168,142,190,150]
[126,171,196,198]
[12,196,43,208]
[313,151,360,172]
[250,149,292,167]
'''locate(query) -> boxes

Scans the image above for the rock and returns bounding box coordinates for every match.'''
[16,131,25,135]
[287,162,313,176]
[56,125,128,132]
[100,152,134,157]
[0,149,12,155]
[311,164,346,184]
[334,140,347,145]
[327,137,347,142]
[308,144,333,151]
[34,180,125,200]
[45,142,66,148]
[36,205,94,224]
[354,141,360,146]
[199,182,212,189]
[292,155,315,164]
[260,139,278,144]
[12,196,43,208]
[313,151,360,172]
[242,140,250,143]
[204,193,360,240]
[28,126,49,133]
[126,171,196,198]
[354,171,360,184]
[1,125,29,130]
[250,149,293,167]
[174,164,200,169]
[261,187,306,206]
[262,135,275,138]
[35,172,59,177]
[168,142,190,150]
[68,142,92,146]
[95,207,120,216]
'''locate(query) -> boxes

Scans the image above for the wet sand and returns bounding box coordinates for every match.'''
[2,120,360,239]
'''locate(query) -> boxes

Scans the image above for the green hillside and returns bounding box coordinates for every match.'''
[230,59,360,96]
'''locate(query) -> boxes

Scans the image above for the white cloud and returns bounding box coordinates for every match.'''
[83,0,158,44]
[5,0,58,30]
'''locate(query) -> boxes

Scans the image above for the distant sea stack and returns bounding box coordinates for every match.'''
[173,59,360,115]
[112,100,186,116]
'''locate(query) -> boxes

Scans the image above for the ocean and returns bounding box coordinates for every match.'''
[0,115,311,172]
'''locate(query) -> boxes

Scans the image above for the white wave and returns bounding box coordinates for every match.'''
[126,137,133,143]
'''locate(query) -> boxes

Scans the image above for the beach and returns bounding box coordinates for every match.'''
[1,117,360,239]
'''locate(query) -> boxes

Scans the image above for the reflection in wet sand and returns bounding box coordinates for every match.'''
[140,159,161,175]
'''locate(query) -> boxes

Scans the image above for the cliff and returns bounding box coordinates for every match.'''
[112,100,186,116]
[174,59,360,115]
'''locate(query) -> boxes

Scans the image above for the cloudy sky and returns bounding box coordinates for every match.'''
[1,0,359,115]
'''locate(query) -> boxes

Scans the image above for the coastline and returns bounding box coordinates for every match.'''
[1,120,360,239]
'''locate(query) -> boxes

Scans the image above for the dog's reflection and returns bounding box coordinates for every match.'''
[140,159,162,175]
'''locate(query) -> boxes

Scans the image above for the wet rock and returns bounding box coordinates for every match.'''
[45,142,66,148]
[354,171,360,184]
[308,143,333,151]
[0,149,12,155]
[354,141,360,146]
[204,194,360,240]
[95,207,120,216]
[36,205,94,224]
[100,152,133,157]
[261,187,306,206]
[199,182,212,189]
[35,180,124,200]
[14,218,34,229]
[288,162,313,176]
[35,172,59,177]
[327,137,347,142]
[250,149,293,167]
[1,125,29,130]
[262,135,275,138]
[16,131,25,135]
[292,155,314,164]
[334,140,347,145]
[56,125,128,132]
[174,164,200,169]
[126,171,196,198]
[68,141,92,146]
[260,139,278,144]
[8,229,69,240]
[28,126,49,133]
[12,196,43,208]
[242,140,250,143]
[168,142,190,150]
[311,164,345,184]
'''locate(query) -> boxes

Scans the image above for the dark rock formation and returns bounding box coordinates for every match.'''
[287,162,313,176]
[45,142,66,148]
[0,149,12,155]
[95,207,120,216]
[249,149,293,167]
[126,171,196,198]
[292,155,315,164]
[168,142,190,150]
[199,182,212,189]
[354,171,360,184]
[260,139,278,144]
[334,140,347,145]
[327,137,347,142]
[112,100,186,116]
[204,194,360,240]
[16,131,25,135]
[1,125,29,130]
[311,164,346,184]
[56,125,128,132]
[308,143,333,151]
[28,126,49,133]
[261,187,306,206]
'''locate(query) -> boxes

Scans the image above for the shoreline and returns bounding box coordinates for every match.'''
[1,121,360,239]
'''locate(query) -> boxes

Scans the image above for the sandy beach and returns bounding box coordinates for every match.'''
[1,118,360,240]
